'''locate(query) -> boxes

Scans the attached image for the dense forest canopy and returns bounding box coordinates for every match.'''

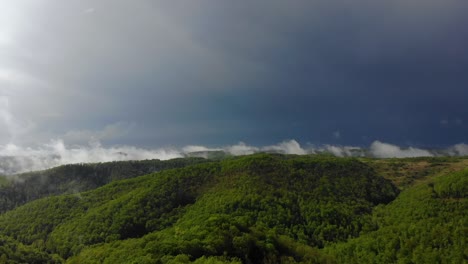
[0,154,465,263]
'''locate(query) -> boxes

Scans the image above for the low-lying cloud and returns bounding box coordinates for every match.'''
[263,140,307,155]
[0,139,182,175]
[447,143,468,156]
[322,145,364,157]
[369,141,433,158]
[182,140,306,156]
[1,139,467,175]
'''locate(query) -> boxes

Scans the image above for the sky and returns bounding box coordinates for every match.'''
[1,1,468,171]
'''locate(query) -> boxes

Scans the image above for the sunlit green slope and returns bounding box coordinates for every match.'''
[0,154,398,263]
[0,157,208,213]
[325,168,468,263]
[0,154,466,263]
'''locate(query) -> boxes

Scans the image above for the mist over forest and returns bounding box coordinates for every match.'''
[1,139,468,175]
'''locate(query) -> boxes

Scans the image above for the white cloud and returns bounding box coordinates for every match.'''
[0,140,276,174]
[0,139,183,174]
[187,140,308,156]
[369,141,433,158]
[2,137,468,175]
[323,145,363,157]
[447,143,468,156]
[225,142,259,156]
[262,140,306,155]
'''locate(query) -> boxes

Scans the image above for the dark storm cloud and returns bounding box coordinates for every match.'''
[0,0,467,148]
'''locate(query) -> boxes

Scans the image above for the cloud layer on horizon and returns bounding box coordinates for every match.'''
[1,139,467,175]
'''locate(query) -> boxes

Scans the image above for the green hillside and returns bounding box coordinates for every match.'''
[0,154,465,263]
[0,157,208,213]
[326,167,468,263]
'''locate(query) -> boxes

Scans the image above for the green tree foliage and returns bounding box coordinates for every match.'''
[0,235,60,263]
[0,158,208,213]
[0,154,465,263]
[326,169,468,263]
[0,154,399,263]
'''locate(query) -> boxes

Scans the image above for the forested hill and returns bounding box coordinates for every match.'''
[0,157,208,213]
[0,154,466,263]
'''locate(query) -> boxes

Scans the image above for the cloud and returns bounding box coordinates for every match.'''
[322,145,363,157]
[2,138,468,175]
[447,143,468,156]
[369,141,433,158]
[224,142,259,156]
[0,140,231,174]
[185,140,307,156]
[182,145,221,153]
[0,139,307,174]
[47,139,182,164]
[0,139,182,175]
[262,140,307,155]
